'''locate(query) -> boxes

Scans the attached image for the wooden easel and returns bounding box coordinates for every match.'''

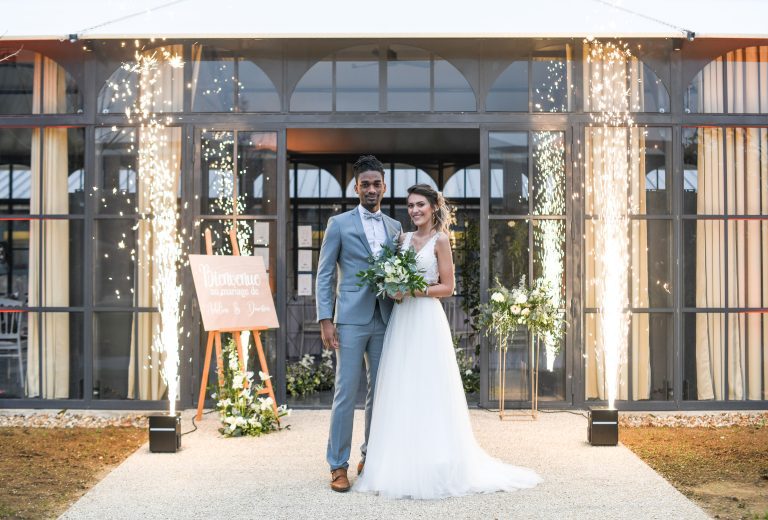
[195,227,280,422]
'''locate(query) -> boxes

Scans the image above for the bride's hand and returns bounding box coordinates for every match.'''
[392,291,404,301]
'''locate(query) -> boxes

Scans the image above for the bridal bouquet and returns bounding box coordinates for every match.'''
[357,242,428,301]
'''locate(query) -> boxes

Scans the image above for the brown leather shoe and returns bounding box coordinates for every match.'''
[330,468,350,492]
[357,461,364,475]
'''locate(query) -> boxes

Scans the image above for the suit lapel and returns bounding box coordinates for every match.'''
[382,215,398,250]
[350,208,374,256]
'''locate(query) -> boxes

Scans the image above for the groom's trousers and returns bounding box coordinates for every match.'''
[327,304,387,471]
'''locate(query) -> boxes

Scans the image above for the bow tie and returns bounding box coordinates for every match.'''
[362,210,383,222]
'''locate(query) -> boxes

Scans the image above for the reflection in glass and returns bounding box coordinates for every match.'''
[0,128,33,214]
[239,132,278,215]
[682,219,724,309]
[687,310,768,401]
[638,128,671,214]
[24,312,84,399]
[290,165,342,198]
[202,131,235,215]
[631,313,673,400]
[237,61,280,112]
[685,45,768,114]
[94,220,135,306]
[0,220,28,299]
[532,57,569,112]
[631,220,672,308]
[489,132,528,214]
[191,52,235,112]
[291,61,332,111]
[486,61,528,111]
[532,131,565,216]
[96,128,137,215]
[387,46,430,111]
[0,50,81,115]
[434,59,476,112]
[490,219,528,288]
[336,46,378,111]
[391,165,436,198]
[93,312,132,399]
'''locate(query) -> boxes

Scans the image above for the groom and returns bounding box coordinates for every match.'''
[316,155,401,492]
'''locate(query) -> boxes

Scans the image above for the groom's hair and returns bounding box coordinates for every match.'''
[353,155,386,181]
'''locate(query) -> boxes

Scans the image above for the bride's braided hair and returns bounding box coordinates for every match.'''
[406,183,452,235]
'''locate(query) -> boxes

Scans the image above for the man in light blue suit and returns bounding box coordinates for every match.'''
[316,155,402,492]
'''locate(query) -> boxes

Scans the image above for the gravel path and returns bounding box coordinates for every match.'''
[60,409,709,520]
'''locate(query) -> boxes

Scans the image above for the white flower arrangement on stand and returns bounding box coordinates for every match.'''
[479,277,564,419]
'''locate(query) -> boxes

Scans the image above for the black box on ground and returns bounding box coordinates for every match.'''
[148,413,181,453]
[588,407,618,446]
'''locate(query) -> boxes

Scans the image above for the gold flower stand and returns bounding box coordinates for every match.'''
[497,333,540,420]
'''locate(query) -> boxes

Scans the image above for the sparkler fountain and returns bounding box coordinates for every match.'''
[585,39,637,445]
[110,48,186,450]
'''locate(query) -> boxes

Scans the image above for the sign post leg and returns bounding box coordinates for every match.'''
[196,332,215,421]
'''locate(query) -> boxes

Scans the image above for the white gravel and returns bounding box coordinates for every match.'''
[59,409,709,520]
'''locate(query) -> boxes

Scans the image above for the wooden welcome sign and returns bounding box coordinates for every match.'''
[190,229,280,422]
[189,254,279,331]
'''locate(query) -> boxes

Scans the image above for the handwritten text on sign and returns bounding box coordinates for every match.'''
[189,254,279,331]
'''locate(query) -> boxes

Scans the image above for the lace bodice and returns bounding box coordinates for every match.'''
[403,232,440,285]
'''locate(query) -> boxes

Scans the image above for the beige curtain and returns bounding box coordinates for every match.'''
[693,46,768,400]
[26,56,70,398]
[583,42,650,401]
[127,46,183,400]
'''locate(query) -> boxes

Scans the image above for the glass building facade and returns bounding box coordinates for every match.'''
[0,38,766,410]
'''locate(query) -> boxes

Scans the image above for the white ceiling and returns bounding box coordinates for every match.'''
[4,0,768,40]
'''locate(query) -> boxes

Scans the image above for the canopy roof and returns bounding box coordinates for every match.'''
[5,0,768,40]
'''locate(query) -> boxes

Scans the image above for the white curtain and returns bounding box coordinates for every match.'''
[127,46,183,400]
[26,55,70,398]
[692,45,768,400]
[583,42,651,401]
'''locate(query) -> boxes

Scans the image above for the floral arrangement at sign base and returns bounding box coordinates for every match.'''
[214,339,289,437]
[286,350,335,397]
[478,276,564,419]
[357,242,428,302]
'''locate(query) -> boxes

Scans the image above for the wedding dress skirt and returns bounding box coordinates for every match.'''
[354,293,542,499]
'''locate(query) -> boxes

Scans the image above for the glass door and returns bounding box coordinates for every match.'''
[483,128,571,407]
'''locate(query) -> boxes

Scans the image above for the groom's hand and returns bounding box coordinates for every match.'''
[320,319,339,349]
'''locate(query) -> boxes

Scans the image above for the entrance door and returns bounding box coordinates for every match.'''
[191,127,285,406]
[284,128,481,407]
[482,128,572,408]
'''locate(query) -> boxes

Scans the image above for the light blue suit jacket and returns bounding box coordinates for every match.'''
[316,208,402,325]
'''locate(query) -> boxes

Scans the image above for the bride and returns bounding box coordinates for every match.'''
[354,184,542,499]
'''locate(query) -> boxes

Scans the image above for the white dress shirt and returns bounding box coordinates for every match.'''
[358,205,387,256]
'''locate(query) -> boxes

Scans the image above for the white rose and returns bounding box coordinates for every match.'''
[514,293,528,304]
[511,305,522,315]
[521,308,530,316]
[491,292,505,303]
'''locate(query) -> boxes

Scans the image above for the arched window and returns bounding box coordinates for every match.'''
[583,43,670,113]
[685,46,768,113]
[288,164,342,198]
[444,166,484,199]
[291,44,476,113]
[0,50,81,114]
[98,45,184,114]
[190,45,280,112]
[487,45,573,112]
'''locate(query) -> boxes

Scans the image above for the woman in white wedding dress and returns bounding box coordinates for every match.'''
[354,184,542,500]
